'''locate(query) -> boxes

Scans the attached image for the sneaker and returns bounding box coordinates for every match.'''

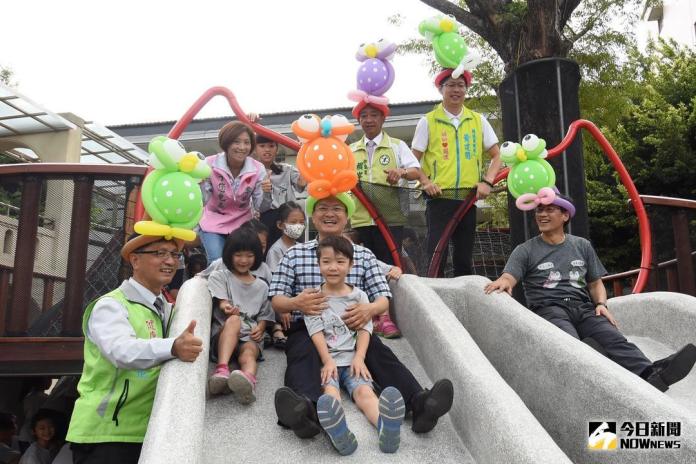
[411,379,454,433]
[646,343,696,392]
[317,394,358,456]
[377,387,405,453]
[228,370,256,404]
[274,387,322,439]
[380,315,402,339]
[373,316,383,337]
[208,365,231,395]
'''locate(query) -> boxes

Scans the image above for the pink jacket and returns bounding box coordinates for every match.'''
[198,154,271,234]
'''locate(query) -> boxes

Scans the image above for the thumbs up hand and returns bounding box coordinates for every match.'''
[171,320,203,362]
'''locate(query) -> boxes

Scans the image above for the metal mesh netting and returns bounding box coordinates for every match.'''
[353,181,511,279]
[0,175,138,336]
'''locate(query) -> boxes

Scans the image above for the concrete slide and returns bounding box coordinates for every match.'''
[424,275,696,464]
[138,276,569,463]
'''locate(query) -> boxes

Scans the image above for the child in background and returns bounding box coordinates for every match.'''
[266,201,305,272]
[185,253,208,278]
[19,410,59,464]
[265,201,306,349]
[207,228,275,404]
[305,236,405,456]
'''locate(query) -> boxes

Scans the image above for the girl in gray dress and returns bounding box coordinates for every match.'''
[207,228,275,404]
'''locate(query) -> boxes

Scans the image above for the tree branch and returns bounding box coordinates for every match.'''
[419,0,487,38]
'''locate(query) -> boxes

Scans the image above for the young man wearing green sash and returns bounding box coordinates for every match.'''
[412,69,502,276]
[66,234,203,464]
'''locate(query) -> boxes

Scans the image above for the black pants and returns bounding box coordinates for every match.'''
[355,225,403,266]
[284,320,422,409]
[426,198,477,276]
[532,301,652,376]
[71,442,142,464]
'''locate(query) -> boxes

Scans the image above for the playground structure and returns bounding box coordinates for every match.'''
[1,86,695,462]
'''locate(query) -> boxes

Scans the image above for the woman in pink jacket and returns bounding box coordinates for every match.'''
[199,121,272,264]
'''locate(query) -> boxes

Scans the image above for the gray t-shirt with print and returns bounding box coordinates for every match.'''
[208,269,275,341]
[503,234,607,308]
[305,286,373,367]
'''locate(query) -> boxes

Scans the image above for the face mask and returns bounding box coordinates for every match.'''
[283,223,305,240]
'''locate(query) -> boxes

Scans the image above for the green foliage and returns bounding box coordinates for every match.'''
[582,40,696,271]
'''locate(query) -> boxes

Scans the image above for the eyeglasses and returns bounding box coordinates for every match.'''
[535,205,563,214]
[315,206,346,215]
[134,250,183,260]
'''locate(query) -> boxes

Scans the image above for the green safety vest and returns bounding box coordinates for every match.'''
[66,287,169,444]
[350,133,407,228]
[422,104,484,189]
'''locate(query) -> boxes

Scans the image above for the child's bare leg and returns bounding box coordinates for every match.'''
[228,342,259,404]
[352,385,379,426]
[237,342,259,376]
[322,384,342,402]
[217,315,241,366]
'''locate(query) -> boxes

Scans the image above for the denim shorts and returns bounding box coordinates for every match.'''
[323,366,373,398]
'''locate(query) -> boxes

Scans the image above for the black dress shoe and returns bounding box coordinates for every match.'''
[411,379,454,433]
[646,343,696,392]
[274,387,322,438]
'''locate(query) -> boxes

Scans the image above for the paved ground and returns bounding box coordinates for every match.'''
[202,338,473,464]
[628,335,696,415]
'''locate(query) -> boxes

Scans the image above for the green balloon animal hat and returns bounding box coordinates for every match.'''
[500,134,558,211]
[135,136,211,242]
[419,14,480,80]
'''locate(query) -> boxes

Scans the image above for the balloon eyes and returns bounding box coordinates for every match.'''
[196,152,205,160]
[522,134,540,151]
[297,115,320,132]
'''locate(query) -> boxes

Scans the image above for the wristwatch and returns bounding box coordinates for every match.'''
[595,301,608,308]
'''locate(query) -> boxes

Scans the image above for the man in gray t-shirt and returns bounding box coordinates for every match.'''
[485,194,696,392]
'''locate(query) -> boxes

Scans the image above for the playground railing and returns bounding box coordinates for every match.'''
[603,195,696,297]
[0,163,146,375]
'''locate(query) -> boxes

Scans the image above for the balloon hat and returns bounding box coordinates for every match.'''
[306,193,356,218]
[419,15,480,82]
[133,136,211,245]
[348,39,397,119]
[291,114,357,200]
[499,134,559,212]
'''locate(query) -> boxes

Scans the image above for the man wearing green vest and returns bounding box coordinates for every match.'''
[349,102,432,266]
[412,69,502,276]
[67,234,203,464]
[350,102,434,338]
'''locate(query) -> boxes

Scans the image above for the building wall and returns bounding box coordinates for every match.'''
[641,0,696,48]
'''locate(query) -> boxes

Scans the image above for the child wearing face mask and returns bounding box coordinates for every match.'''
[266,201,306,272]
[265,201,306,349]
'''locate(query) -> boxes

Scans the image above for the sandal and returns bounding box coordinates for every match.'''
[272,326,288,350]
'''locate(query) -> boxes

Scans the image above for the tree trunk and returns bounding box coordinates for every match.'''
[499,58,589,303]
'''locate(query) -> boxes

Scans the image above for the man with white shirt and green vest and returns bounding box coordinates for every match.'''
[349,102,434,338]
[66,234,203,464]
[350,102,433,266]
[412,69,503,277]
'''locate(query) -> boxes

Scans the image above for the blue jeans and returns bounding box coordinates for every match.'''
[200,231,226,265]
[324,366,373,398]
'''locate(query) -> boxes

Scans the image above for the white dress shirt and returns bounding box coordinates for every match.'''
[86,278,175,370]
